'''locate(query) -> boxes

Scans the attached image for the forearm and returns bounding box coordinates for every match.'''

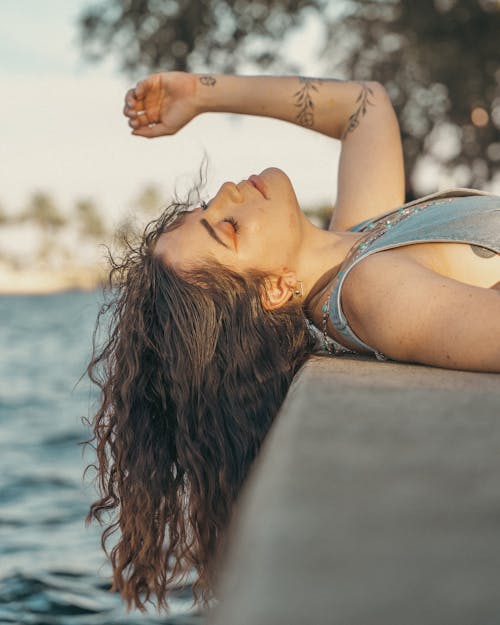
[195,74,383,141]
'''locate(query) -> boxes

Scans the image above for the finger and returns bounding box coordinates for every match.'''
[135,110,151,126]
[128,113,153,129]
[124,88,147,117]
[124,89,143,119]
[135,79,150,100]
[127,114,141,128]
[131,124,167,139]
[125,90,141,114]
[123,102,136,117]
[123,103,145,118]
[124,88,136,107]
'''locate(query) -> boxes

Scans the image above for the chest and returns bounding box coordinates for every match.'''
[399,241,500,290]
[308,241,500,353]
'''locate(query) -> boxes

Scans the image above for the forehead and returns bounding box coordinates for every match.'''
[153,214,211,269]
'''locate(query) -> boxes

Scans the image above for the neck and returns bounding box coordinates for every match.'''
[295,220,361,301]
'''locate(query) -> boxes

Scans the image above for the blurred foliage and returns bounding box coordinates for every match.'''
[79,0,500,195]
[0,204,9,225]
[78,0,319,74]
[303,202,333,229]
[75,198,107,239]
[16,193,67,267]
[135,183,165,215]
[0,183,165,270]
[330,0,500,194]
[114,213,140,247]
[21,192,67,232]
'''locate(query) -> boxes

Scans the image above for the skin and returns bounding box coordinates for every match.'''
[153,167,361,308]
[124,72,500,371]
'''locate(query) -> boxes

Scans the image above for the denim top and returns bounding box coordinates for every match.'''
[307,188,500,359]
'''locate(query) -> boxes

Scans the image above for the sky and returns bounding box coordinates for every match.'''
[0,0,340,227]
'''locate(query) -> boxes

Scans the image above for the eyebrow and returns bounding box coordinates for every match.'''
[200,218,229,249]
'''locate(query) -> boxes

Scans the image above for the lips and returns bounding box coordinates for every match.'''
[247,174,268,199]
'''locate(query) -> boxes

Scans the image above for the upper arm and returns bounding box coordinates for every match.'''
[330,82,405,232]
[343,254,500,372]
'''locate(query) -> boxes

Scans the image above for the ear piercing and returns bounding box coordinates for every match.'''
[293,281,304,299]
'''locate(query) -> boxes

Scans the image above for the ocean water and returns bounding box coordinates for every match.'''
[0,291,206,625]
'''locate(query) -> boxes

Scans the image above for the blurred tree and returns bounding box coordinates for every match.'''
[303,202,333,229]
[19,192,66,266]
[78,0,320,75]
[113,213,142,255]
[329,0,500,195]
[79,0,500,194]
[75,198,107,240]
[135,183,164,215]
[0,203,9,226]
[22,192,66,232]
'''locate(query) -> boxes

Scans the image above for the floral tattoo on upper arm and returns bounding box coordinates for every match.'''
[293,77,323,128]
[341,82,375,140]
[293,77,374,136]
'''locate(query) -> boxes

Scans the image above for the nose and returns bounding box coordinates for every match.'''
[196,181,244,215]
[218,181,244,203]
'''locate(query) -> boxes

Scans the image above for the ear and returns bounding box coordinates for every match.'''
[261,272,298,311]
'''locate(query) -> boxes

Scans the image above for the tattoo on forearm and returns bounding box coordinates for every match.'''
[341,83,375,140]
[470,244,496,258]
[200,75,216,86]
[294,77,322,128]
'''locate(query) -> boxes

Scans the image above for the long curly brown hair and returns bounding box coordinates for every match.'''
[85,199,314,612]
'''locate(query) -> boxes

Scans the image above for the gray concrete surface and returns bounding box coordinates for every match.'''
[207,356,500,625]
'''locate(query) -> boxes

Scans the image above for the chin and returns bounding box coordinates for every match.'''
[260,167,297,198]
[260,166,289,181]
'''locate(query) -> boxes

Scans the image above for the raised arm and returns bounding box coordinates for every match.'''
[124,72,405,230]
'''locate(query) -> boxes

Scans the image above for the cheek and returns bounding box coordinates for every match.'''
[237,201,298,267]
[249,225,292,270]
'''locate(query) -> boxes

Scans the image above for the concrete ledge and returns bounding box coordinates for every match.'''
[208,356,500,625]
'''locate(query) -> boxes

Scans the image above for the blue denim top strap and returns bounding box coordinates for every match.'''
[327,188,500,358]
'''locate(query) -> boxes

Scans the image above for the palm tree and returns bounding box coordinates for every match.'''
[75,198,107,240]
[135,184,164,217]
[0,203,9,226]
[23,192,66,232]
[22,192,67,266]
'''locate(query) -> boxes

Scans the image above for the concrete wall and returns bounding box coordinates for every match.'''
[207,356,500,625]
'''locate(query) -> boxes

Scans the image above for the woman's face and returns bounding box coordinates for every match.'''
[154,167,306,276]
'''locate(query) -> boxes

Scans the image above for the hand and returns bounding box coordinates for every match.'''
[123,71,199,138]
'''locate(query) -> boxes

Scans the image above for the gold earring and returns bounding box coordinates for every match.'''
[293,281,304,299]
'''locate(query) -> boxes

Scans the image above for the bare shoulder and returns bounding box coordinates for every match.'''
[341,250,500,372]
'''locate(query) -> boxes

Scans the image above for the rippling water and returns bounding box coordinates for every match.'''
[0,291,206,624]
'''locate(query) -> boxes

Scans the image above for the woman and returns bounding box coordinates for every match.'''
[87,72,500,613]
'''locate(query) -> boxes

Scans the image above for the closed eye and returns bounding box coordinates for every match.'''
[223,217,239,233]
